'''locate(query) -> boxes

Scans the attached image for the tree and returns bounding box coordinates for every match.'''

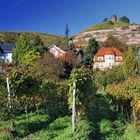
[33,36,47,54]
[32,53,65,81]
[34,36,44,46]
[135,45,140,74]
[13,34,32,65]
[123,47,138,78]
[20,50,40,67]
[61,24,70,48]
[103,18,108,22]
[119,16,130,23]
[102,35,128,52]
[83,38,99,67]
[68,68,97,119]
[65,24,69,38]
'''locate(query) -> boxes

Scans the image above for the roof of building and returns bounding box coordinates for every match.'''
[0,43,15,53]
[95,47,123,56]
[49,44,74,52]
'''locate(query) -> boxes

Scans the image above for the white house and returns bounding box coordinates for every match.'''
[93,47,124,71]
[0,43,15,63]
[49,45,76,64]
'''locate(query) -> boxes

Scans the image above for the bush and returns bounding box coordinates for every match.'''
[99,119,125,140]
[0,108,11,121]
[119,122,140,140]
[72,119,92,140]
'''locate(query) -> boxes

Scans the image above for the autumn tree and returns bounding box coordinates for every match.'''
[123,47,139,78]
[68,68,97,119]
[13,34,32,65]
[32,53,69,81]
[20,50,40,67]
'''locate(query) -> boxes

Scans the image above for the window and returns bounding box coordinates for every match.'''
[117,57,122,60]
[98,57,103,61]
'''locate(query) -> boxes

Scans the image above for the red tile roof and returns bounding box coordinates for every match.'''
[95,47,123,56]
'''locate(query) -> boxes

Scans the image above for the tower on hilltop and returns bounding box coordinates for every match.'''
[111,14,117,22]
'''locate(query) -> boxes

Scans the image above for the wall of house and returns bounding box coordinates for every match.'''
[1,53,12,63]
[93,55,123,70]
[104,55,115,68]
[49,45,76,64]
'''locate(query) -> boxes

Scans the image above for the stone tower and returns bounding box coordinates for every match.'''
[111,14,117,22]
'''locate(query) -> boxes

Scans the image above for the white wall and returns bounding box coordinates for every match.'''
[104,55,115,68]
[1,53,12,63]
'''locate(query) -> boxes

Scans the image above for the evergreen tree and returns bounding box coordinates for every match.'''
[103,18,108,22]
[65,24,69,38]
[123,47,138,78]
[34,36,47,54]
[83,38,99,67]
[13,34,32,65]
[62,24,69,47]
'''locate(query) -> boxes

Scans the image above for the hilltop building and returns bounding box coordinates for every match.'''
[111,14,117,22]
[93,47,124,71]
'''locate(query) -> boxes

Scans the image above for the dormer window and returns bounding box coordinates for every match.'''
[98,57,103,61]
[116,57,122,60]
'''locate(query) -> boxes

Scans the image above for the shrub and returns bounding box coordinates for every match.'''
[0,107,11,121]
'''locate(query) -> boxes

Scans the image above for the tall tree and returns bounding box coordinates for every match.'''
[83,38,99,67]
[65,24,69,38]
[13,34,32,65]
[62,24,70,47]
[123,47,138,78]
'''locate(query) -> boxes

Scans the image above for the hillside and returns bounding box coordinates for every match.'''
[0,31,63,44]
[83,21,129,32]
[73,22,140,45]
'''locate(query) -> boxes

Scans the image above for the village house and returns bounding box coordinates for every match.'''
[0,43,14,63]
[49,45,77,64]
[93,47,124,71]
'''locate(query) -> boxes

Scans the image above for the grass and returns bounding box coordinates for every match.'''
[83,21,129,32]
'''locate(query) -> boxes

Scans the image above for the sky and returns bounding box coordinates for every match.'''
[0,0,140,35]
